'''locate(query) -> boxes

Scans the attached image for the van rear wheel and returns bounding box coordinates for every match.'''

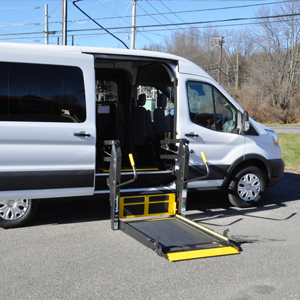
[0,199,37,229]
[228,166,266,208]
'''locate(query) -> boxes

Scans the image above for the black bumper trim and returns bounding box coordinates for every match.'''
[268,158,285,186]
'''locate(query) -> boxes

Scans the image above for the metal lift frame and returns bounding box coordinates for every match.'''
[105,139,239,261]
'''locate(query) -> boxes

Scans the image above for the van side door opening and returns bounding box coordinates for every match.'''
[94,57,177,189]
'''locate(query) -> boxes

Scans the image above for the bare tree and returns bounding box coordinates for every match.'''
[142,2,300,123]
[249,2,300,122]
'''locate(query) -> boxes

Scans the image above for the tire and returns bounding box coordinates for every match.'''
[0,199,38,229]
[228,166,266,208]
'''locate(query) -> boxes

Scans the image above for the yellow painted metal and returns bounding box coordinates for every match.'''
[126,217,176,224]
[100,167,159,173]
[119,193,176,218]
[128,153,135,167]
[175,214,229,242]
[166,246,240,262]
[201,151,207,164]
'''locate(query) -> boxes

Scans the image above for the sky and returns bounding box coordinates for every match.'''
[0,0,288,50]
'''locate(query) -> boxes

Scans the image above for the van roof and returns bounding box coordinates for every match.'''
[0,42,179,60]
[0,42,209,77]
[0,42,243,111]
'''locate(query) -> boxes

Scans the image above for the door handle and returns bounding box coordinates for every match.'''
[74,132,91,137]
[185,133,199,137]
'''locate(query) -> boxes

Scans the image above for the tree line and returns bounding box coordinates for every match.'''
[144,2,300,124]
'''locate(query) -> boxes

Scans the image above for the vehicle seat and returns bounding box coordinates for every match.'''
[154,94,173,138]
[130,94,154,147]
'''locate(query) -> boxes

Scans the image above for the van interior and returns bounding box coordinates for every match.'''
[94,57,176,173]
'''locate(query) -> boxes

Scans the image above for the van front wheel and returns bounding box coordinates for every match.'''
[0,199,37,229]
[228,166,266,208]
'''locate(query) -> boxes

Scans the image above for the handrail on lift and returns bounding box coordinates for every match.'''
[161,139,210,183]
[187,151,210,182]
[105,140,138,230]
[118,153,137,187]
[160,138,210,216]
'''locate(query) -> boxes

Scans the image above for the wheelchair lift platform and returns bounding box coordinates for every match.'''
[106,139,239,262]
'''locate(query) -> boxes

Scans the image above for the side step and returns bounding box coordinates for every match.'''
[119,194,239,262]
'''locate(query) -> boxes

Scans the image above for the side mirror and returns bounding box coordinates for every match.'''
[241,111,250,134]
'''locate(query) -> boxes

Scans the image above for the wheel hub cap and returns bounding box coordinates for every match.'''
[0,199,29,220]
[237,173,261,201]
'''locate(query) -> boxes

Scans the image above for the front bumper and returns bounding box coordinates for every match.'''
[268,158,285,186]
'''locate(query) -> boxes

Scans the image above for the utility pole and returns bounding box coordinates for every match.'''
[214,36,224,84]
[236,54,239,90]
[131,0,136,49]
[62,0,67,45]
[213,36,230,84]
[45,4,49,45]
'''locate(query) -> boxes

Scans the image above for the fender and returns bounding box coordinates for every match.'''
[223,154,280,188]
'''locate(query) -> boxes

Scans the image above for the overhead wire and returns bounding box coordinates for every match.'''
[0,0,293,25]
[72,0,129,48]
[2,1,300,45]
[1,0,298,28]
[97,0,167,51]
[158,0,212,41]
[137,2,178,50]
[2,12,300,37]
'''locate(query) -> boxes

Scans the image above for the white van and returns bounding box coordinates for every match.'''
[0,43,284,228]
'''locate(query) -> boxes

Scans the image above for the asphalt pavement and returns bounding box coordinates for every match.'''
[268,125,300,133]
[1,171,300,300]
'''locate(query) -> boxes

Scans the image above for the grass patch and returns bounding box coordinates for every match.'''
[263,123,300,127]
[278,133,300,172]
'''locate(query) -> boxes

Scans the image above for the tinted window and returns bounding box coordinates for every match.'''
[187,81,237,132]
[213,88,237,132]
[0,62,86,122]
[187,82,215,128]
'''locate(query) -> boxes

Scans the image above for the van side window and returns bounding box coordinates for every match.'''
[0,62,86,122]
[187,81,237,132]
[213,88,237,132]
[187,82,215,129]
[96,80,118,102]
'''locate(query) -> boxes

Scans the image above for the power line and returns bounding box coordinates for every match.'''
[72,0,128,48]
[2,6,300,44]
[1,17,296,43]
[3,14,300,39]
[1,0,297,28]
[97,0,166,51]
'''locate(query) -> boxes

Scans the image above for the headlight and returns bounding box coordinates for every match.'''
[266,130,280,146]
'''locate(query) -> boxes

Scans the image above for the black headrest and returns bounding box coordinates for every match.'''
[137,94,146,106]
[157,94,167,108]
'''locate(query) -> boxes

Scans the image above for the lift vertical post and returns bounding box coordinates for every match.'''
[175,140,190,216]
[106,140,122,230]
[160,139,189,216]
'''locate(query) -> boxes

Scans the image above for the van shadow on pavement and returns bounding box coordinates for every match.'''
[186,171,300,223]
[30,172,299,227]
[31,195,111,226]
